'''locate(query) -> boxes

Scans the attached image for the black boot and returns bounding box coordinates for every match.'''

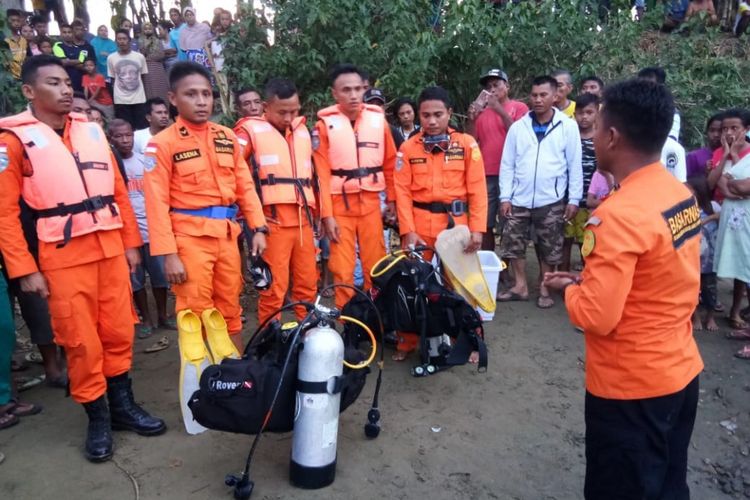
[107,373,167,436]
[82,396,113,463]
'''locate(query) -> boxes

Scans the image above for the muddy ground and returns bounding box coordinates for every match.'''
[2,262,750,500]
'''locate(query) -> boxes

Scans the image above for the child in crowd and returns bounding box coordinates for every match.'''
[687,176,720,331]
[562,93,599,271]
[107,119,174,340]
[20,24,40,55]
[37,37,53,55]
[586,169,615,209]
[82,59,115,119]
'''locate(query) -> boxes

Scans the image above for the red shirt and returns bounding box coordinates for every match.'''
[473,100,528,176]
[82,73,113,106]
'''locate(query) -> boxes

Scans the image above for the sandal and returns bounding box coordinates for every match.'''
[136,323,154,340]
[497,291,529,302]
[536,295,555,309]
[726,329,750,340]
[24,352,43,364]
[144,336,170,353]
[0,412,19,430]
[734,344,750,360]
[0,401,42,418]
[728,318,748,330]
[14,374,45,392]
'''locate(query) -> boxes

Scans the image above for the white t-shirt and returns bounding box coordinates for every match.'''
[107,51,148,105]
[661,136,687,182]
[133,128,152,155]
[122,152,149,242]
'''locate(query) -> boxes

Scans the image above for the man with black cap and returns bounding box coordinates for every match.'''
[467,68,528,252]
[363,88,386,110]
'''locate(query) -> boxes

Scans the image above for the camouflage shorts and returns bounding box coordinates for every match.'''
[499,200,566,265]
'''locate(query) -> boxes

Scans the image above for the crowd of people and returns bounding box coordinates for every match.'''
[1,4,750,498]
[3,6,233,129]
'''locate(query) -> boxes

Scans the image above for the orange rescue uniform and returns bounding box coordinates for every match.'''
[394,129,488,352]
[0,116,142,403]
[235,116,318,323]
[144,117,265,336]
[564,162,704,400]
[313,104,397,309]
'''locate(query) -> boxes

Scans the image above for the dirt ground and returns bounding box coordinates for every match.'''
[2,260,750,500]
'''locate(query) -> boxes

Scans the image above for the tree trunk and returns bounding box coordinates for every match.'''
[72,0,89,24]
[715,0,738,31]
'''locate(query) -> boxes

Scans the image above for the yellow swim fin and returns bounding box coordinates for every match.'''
[177,309,211,435]
[435,225,496,314]
[202,308,240,363]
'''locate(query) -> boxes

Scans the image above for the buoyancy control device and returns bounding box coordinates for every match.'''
[342,246,488,376]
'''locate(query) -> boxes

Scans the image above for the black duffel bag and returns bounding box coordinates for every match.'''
[188,320,370,435]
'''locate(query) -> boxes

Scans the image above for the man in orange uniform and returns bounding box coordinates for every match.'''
[234,78,317,323]
[0,55,165,463]
[144,62,266,352]
[313,64,397,310]
[395,86,487,359]
[544,79,703,499]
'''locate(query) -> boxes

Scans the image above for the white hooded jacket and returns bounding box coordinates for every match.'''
[499,109,583,209]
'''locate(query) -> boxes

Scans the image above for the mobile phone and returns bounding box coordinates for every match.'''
[474,89,492,110]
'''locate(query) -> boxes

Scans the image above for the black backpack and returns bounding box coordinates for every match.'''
[342,253,488,370]
[188,320,369,435]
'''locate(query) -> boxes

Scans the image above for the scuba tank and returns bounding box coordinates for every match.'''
[289,314,344,489]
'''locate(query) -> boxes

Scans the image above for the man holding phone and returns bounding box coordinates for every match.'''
[466,68,528,252]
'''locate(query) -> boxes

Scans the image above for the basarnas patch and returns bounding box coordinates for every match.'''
[662,196,701,249]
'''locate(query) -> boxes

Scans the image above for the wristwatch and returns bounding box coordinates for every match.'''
[252,226,269,235]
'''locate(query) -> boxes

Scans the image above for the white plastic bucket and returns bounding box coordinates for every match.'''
[477,251,504,321]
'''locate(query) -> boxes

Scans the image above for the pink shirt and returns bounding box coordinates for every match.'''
[588,171,611,200]
[474,99,528,176]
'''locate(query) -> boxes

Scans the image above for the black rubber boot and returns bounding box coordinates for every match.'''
[82,396,113,463]
[107,373,167,436]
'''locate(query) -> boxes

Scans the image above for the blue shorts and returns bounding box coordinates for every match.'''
[130,243,168,291]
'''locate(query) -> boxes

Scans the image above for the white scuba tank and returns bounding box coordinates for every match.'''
[289,322,344,489]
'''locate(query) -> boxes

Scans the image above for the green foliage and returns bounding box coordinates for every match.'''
[224,0,749,148]
[0,11,26,117]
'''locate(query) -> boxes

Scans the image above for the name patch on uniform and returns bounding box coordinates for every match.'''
[79,161,109,171]
[409,158,427,164]
[662,197,701,249]
[214,137,234,154]
[173,149,201,163]
[445,148,465,162]
[357,141,380,149]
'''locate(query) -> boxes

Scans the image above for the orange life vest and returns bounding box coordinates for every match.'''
[0,110,122,245]
[317,104,386,194]
[235,116,316,209]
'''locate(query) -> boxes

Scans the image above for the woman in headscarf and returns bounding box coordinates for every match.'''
[178,6,213,69]
[138,22,169,103]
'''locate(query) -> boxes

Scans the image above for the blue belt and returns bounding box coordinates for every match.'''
[171,205,239,220]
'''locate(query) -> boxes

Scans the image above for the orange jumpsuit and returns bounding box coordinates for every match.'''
[0,120,143,403]
[313,105,397,309]
[394,129,488,352]
[235,118,318,323]
[564,162,704,400]
[144,117,266,336]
